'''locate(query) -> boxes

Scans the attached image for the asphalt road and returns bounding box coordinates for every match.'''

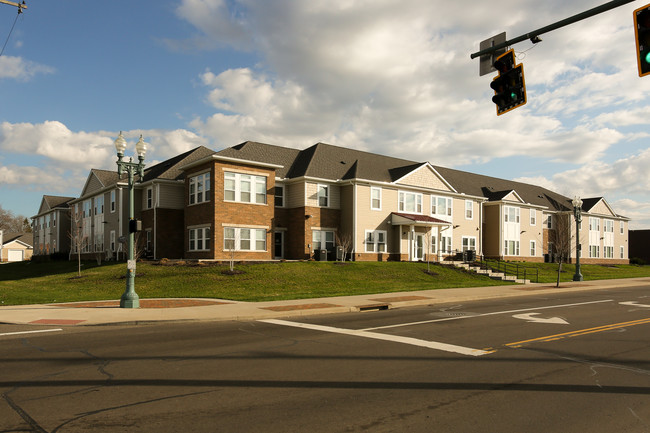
[1,285,650,432]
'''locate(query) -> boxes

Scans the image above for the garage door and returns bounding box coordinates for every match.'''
[8,250,24,262]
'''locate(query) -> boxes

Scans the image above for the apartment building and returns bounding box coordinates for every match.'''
[32,141,630,264]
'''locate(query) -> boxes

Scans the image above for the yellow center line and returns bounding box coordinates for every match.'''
[506,317,650,348]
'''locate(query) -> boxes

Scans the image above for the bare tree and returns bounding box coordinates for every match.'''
[68,215,88,278]
[335,231,353,262]
[0,205,30,232]
[549,213,572,287]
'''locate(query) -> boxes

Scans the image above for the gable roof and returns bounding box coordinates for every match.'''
[0,232,33,248]
[143,146,216,182]
[36,195,75,216]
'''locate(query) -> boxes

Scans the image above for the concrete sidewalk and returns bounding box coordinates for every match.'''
[1,278,649,326]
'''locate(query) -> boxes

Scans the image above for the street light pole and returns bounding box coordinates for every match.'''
[572,196,584,282]
[114,132,147,308]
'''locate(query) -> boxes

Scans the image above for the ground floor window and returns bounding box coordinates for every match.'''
[365,230,386,253]
[461,236,476,252]
[530,240,536,257]
[589,245,600,258]
[189,227,211,251]
[505,240,520,256]
[312,230,335,251]
[224,227,266,251]
[604,246,614,259]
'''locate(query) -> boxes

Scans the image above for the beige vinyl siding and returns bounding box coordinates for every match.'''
[451,198,481,250]
[286,182,305,208]
[590,200,614,216]
[305,182,340,209]
[398,166,452,191]
[355,185,394,253]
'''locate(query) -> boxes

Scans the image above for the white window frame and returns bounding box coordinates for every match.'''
[504,240,520,256]
[546,214,553,229]
[312,230,335,251]
[530,240,536,257]
[190,172,211,205]
[224,172,265,205]
[189,227,211,251]
[620,221,624,234]
[110,230,116,253]
[465,200,474,220]
[365,230,387,253]
[440,235,452,254]
[620,246,625,259]
[504,206,520,223]
[371,187,382,210]
[223,227,266,252]
[318,184,329,207]
[461,236,476,252]
[530,209,536,225]
[431,195,452,220]
[111,190,116,213]
[146,187,153,209]
[398,191,423,214]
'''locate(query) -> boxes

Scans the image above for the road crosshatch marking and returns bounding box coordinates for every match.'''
[260,319,494,357]
[506,317,650,348]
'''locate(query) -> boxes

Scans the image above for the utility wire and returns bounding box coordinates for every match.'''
[1,8,22,57]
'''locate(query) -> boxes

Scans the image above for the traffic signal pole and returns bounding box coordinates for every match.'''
[471,0,636,60]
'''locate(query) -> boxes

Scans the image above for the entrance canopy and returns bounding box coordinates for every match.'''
[390,212,451,227]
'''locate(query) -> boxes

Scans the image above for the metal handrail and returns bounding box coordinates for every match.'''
[475,256,539,283]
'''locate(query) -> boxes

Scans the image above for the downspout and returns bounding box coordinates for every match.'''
[353,182,357,261]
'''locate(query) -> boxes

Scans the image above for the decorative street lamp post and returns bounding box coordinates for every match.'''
[572,196,583,282]
[114,132,147,308]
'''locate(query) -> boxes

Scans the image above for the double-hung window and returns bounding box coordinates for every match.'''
[365,230,387,253]
[462,236,476,252]
[371,187,382,210]
[189,227,211,251]
[275,185,284,207]
[398,191,422,213]
[504,240,520,256]
[530,209,536,225]
[504,206,520,223]
[189,172,211,205]
[465,200,473,220]
[318,184,329,207]
[224,172,266,204]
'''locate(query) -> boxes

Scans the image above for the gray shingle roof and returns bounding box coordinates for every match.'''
[143,146,216,182]
[216,141,576,212]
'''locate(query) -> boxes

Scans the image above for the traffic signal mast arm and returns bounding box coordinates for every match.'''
[0,0,27,10]
[471,0,635,60]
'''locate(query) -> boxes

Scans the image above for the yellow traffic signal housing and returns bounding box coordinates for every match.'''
[634,3,650,77]
[490,49,527,116]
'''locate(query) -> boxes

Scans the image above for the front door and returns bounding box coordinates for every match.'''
[413,233,424,261]
[274,231,284,259]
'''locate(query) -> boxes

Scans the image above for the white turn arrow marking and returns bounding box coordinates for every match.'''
[512,313,569,325]
[619,301,650,308]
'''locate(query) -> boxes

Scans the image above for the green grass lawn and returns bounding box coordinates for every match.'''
[1,259,648,306]
[0,260,513,306]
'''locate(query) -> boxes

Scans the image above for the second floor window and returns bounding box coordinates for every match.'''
[318,184,329,207]
[190,172,211,205]
[398,191,422,213]
[224,172,266,204]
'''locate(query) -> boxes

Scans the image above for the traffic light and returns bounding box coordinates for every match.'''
[490,49,526,116]
[634,3,650,77]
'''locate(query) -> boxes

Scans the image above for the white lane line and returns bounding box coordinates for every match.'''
[260,319,491,357]
[0,328,63,337]
[360,299,614,331]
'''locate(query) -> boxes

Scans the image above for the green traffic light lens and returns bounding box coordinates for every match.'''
[645,51,650,64]
[510,92,517,100]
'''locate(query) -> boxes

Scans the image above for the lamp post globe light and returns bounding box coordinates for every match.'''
[114,132,147,308]
[572,196,583,282]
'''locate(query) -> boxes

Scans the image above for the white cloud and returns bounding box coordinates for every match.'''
[0,56,55,81]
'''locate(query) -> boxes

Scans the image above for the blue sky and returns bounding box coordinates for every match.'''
[2,0,650,228]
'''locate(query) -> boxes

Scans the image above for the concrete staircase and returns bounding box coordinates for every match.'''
[446,260,531,284]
